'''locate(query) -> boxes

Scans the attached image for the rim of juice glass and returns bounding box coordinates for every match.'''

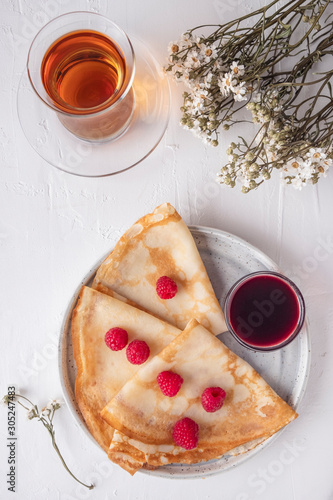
[224,271,306,352]
[27,11,135,117]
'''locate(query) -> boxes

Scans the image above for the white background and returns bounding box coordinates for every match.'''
[1,1,333,499]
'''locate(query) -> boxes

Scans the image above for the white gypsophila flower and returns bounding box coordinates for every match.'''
[283,157,306,175]
[40,408,50,418]
[45,399,63,412]
[291,177,304,190]
[51,399,63,409]
[318,157,332,176]
[300,161,314,180]
[232,82,248,102]
[188,96,204,112]
[230,61,245,77]
[170,63,187,83]
[306,147,327,163]
[256,107,269,123]
[184,49,201,69]
[281,156,318,189]
[218,72,237,96]
[167,33,195,57]
[180,32,194,45]
[183,58,195,71]
[284,152,332,187]
[199,43,218,63]
[167,41,180,56]
[194,82,210,95]
[224,72,238,89]
[251,92,262,103]
[195,42,205,53]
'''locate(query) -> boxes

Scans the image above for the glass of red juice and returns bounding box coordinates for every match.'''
[224,271,305,351]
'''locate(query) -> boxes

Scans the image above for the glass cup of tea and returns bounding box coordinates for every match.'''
[224,271,306,351]
[27,12,135,142]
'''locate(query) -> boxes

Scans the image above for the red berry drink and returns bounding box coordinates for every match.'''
[224,272,305,351]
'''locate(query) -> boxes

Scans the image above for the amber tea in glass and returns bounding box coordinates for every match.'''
[41,30,126,114]
[28,13,135,142]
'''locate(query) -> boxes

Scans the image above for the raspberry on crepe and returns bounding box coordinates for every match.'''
[92,203,227,335]
[72,286,181,454]
[101,320,297,473]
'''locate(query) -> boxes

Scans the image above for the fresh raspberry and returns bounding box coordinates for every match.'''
[157,371,183,397]
[201,387,226,413]
[104,327,128,351]
[126,340,150,364]
[156,276,178,299]
[172,417,199,450]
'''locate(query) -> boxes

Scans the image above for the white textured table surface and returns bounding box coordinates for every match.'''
[1,1,333,499]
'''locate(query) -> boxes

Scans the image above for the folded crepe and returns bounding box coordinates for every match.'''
[72,286,180,452]
[101,319,297,472]
[92,203,227,335]
[108,430,270,475]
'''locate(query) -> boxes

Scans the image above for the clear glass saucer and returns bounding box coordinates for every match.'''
[17,36,170,177]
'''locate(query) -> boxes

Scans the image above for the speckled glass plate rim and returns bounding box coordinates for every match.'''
[58,225,310,480]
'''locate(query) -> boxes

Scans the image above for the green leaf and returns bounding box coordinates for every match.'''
[238,136,249,148]
[276,27,292,39]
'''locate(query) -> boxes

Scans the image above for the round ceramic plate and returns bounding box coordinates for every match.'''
[58,226,310,479]
[17,36,170,177]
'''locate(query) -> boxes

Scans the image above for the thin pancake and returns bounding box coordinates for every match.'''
[101,320,297,468]
[72,286,180,452]
[92,203,227,335]
[108,429,270,475]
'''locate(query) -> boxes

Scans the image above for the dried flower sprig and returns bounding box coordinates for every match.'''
[2,393,94,490]
[165,0,330,143]
[216,33,333,191]
[166,0,333,191]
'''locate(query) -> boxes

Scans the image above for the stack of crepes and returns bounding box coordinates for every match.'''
[72,203,297,475]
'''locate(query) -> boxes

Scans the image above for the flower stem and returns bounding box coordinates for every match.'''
[50,433,94,490]
[2,394,94,490]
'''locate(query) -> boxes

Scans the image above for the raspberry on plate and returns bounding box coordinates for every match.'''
[201,386,226,413]
[126,340,150,365]
[156,276,178,299]
[157,371,183,397]
[104,327,128,351]
[172,417,199,450]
